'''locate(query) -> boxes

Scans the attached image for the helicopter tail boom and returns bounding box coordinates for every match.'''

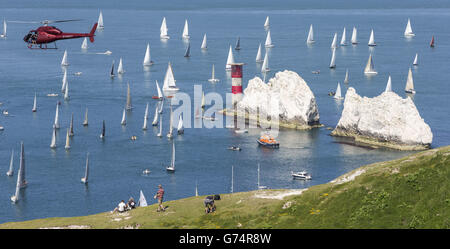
[89,23,97,43]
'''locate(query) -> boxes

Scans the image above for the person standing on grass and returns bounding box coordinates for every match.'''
[154,184,165,212]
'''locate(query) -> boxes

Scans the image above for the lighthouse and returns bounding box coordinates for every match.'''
[231,63,244,106]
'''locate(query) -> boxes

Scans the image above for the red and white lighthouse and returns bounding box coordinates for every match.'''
[231,63,244,106]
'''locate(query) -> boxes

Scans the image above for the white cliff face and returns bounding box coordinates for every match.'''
[237,70,320,126]
[333,87,432,147]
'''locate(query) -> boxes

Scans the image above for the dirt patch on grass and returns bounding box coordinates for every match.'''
[253,189,307,200]
[331,169,366,185]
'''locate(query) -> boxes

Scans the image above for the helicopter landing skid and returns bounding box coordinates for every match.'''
[27,42,58,49]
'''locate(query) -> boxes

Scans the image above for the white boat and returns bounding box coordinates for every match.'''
[167,105,174,138]
[157,112,163,137]
[306,24,314,44]
[255,43,263,62]
[177,114,184,135]
[160,17,170,39]
[74,72,82,76]
[235,129,248,134]
[6,149,14,176]
[329,48,336,68]
[344,69,349,84]
[142,102,149,130]
[50,128,57,148]
[261,51,270,72]
[32,93,37,112]
[81,37,88,50]
[208,64,219,83]
[121,108,127,125]
[351,27,358,44]
[228,146,241,151]
[143,43,153,66]
[413,53,418,66]
[100,120,105,139]
[385,75,392,92]
[152,104,159,126]
[166,142,176,172]
[331,32,338,49]
[83,108,88,126]
[368,29,376,46]
[364,54,377,75]
[334,82,344,99]
[404,18,415,37]
[0,19,7,38]
[405,67,415,94]
[138,190,148,207]
[184,42,191,57]
[53,103,60,129]
[110,60,115,78]
[182,19,190,39]
[264,30,274,48]
[340,27,348,46]
[64,128,71,150]
[47,93,59,97]
[126,83,132,110]
[201,34,207,49]
[69,113,74,137]
[11,142,27,203]
[257,163,267,190]
[235,37,241,50]
[64,80,69,101]
[162,62,179,92]
[81,152,89,183]
[291,171,312,180]
[97,11,104,29]
[142,169,151,175]
[225,45,235,71]
[264,16,269,28]
[117,57,124,74]
[61,50,69,66]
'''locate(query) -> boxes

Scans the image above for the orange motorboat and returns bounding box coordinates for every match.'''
[257,133,279,148]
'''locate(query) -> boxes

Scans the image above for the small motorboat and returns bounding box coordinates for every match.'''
[131,136,137,140]
[47,93,59,97]
[312,70,320,74]
[74,72,82,76]
[0,126,4,131]
[257,133,280,148]
[2,110,8,116]
[228,146,241,151]
[235,129,248,134]
[291,171,312,180]
[142,169,151,175]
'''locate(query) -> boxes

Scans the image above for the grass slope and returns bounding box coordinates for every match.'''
[1,146,449,229]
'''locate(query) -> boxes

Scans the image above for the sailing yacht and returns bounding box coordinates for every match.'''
[177,114,184,135]
[265,30,274,48]
[64,128,71,150]
[208,64,219,82]
[184,42,191,57]
[81,152,89,183]
[351,27,358,44]
[11,142,26,203]
[50,128,57,148]
[167,105,174,138]
[100,120,106,139]
[235,37,241,50]
[61,50,69,66]
[257,163,267,190]
[182,19,190,39]
[110,60,115,78]
[225,45,235,71]
[83,108,89,126]
[126,83,132,110]
[261,51,270,72]
[413,53,418,66]
[405,67,415,94]
[152,104,159,126]
[255,43,263,62]
[142,102,149,130]
[152,80,164,99]
[368,29,376,46]
[32,93,37,112]
[81,37,88,50]
[201,34,207,49]
[138,190,148,207]
[53,103,60,129]
[331,33,338,49]
[117,58,124,74]
[404,18,415,37]
[264,16,270,29]
[162,62,179,92]
[0,19,7,38]
[166,142,176,172]
[306,24,314,44]
[334,82,344,99]
[157,112,163,137]
[121,108,127,125]
[385,75,392,92]
[97,11,104,29]
[340,27,348,46]
[6,149,14,176]
[329,48,336,68]
[344,69,349,84]
[160,17,170,39]
[143,43,154,66]
[364,54,377,75]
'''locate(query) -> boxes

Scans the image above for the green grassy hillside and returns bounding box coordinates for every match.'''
[1,146,449,229]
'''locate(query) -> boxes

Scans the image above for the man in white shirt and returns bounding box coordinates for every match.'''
[113,200,127,213]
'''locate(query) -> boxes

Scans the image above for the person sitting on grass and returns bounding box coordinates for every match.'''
[204,195,216,214]
[113,200,127,213]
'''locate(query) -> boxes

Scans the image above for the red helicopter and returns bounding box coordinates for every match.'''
[18,19,97,49]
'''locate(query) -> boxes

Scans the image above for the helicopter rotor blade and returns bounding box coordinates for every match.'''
[7,20,41,24]
[42,19,83,24]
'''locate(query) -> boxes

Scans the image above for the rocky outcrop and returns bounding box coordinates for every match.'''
[233,70,320,129]
[331,87,432,150]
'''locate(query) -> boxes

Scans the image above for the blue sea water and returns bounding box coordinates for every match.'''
[0,0,449,223]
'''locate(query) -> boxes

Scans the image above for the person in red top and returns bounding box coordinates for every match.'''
[154,184,165,212]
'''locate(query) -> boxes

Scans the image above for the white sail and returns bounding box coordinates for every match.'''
[182,19,190,39]
[32,93,37,112]
[208,64,219,82]
[307,24,314,44]
[64,128,71,150]
[83,108,88,126]
[98,11,104,29]
[385,75,392,92]
[64,80,69,100]
[156,80,163,99]
[143,103,149,130]
[404,18,415,37]
[138,190,148,207]
[329,48,336,68]
[53,103,60,129]
[6,149,14,176]
[162,63,178,91]
[61,50,69,66]
[344,69,349,84]
[117,57,124,74]
[110,60,115,78]
[1,19,7,37]
[143,43,153,66]
[255,43,263,62]
[157,111,163,137]
[340,27,347,46]
[334,82,343,99]
[50,128,57,148]
[166,142,175,171]
[100,120,105,138]
[126,83,132,110]
[226,45,235,70]
[364,54,377,74]
[81,152,89,183]
[177,114,184,134]
[121,108,126,125]
[160,17,169,39]
[368,29,376,46]
[261,51,270,72]
[405,67,415,93]
[167,105,173,138]
[413,53,418,65]
[331,33,338,49]
[195,181,199,196]
[265,30,274,48]
[61,70,68,93]
[152,104,159,126]
[351,27,358,44]
[201,34,207,49]
[264,16,269,28]
[81,37,88,49]
[159,98,164,114]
